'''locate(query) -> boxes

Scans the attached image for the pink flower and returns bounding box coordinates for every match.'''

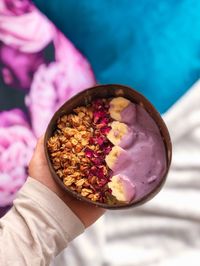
[0,108,29,127]
[0,43,44,89]
[1,0,33,16]
[0,1,55,53]
[0,109,36,207]
[53,31,96,89]
[26,52,95,137]
[0,0,55,90]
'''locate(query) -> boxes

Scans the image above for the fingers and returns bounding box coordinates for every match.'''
[35,135,44,152]
[34,135,45,157]
[30,135,47,167]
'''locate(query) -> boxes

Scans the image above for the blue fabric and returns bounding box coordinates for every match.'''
[34,0,200,113]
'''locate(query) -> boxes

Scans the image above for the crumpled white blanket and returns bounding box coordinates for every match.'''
[52,80,200,266]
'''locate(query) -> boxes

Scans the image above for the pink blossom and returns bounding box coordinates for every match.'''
[0,1,55,53]
[1,0,33,16]
[0,109,36,207]
[0,108,29,127]
[0,43,44,89]
[0,0,55,89]
[26,58,95,137]
[53,31,96,87]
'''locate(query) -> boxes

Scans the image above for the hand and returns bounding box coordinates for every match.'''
[29,136,105,227]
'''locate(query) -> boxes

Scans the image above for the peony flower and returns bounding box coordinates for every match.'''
[0,1,55,53]
[1,0,33,16]
[53,31,96,88]
[26,57,95,137]
[0,108,29,127]
[0,109,36,207]
[0,0,55,90]
[0,43,44,89]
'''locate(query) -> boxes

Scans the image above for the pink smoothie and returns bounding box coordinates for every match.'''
[110,103,167,202]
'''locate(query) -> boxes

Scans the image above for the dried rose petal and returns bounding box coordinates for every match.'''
[93,151,99,158]
[98,178,108,187]
[100,117,109,126]
[91,157,103,166]
[104,145,112,155]
[93,99,104,109]
[89,136,105,145]
[97,136,105,145]
[100,126,111,134]
[93,110,107,123]
[107,188,112,194]
[89,137,95,145]
[96,167,105,179]
[89,166,98,176]
[84,148,94,158]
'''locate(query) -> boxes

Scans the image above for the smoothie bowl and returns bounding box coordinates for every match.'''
[44,84,172,209]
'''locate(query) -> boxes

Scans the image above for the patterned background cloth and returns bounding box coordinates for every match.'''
[1,1,200,266]
[0,0,95,211]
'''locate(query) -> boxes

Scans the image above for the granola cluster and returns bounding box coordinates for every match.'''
[47,99,114,203]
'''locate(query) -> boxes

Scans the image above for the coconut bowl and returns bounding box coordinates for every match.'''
[44,84,172,209]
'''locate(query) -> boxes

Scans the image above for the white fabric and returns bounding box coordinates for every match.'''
[53,80,200,266]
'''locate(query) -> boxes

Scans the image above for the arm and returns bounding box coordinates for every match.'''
[0,137,104,266]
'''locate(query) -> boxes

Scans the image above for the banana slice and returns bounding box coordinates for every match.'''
[109,97,131,121]
[105,145,133,171]
[105,146,123,170]
[107,121,128,146]
[108,174,136,202]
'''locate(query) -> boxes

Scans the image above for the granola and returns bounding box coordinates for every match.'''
[47,98,114,203]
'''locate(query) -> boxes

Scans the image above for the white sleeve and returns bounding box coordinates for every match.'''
[0,177,85,266]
